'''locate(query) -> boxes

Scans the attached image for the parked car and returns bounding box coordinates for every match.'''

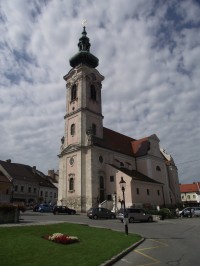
[53,206,76,215]
[116,208,153,223]
[179,207,200,217]
[87,207,116,219]
[38,204,53,213]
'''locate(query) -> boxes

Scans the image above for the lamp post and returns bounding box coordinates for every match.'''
[119,177,128,235]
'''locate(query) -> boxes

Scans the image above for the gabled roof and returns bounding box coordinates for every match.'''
[0,160,38,182]
[131,137,149,157]
[93,127,136,156]
[0,160,56,188]
[180,183,200,193]
[93,127,152,158]
[109,164,162,184]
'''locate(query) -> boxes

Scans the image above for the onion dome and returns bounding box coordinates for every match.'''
[69,26,99,68]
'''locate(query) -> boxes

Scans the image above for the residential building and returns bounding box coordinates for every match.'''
[0,160,58,205]
[180,182,200,205]
[57,26,181,212]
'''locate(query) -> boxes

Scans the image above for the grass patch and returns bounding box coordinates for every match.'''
[0,223,141,266]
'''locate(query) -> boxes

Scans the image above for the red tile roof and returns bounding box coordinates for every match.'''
[93,127,150,157]
[131,137,149,157]
[93,127,135,156]
[180,183,200,193]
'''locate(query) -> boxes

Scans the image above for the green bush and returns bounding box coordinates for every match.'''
[159,208,172,219]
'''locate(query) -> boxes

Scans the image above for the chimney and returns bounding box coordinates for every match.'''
[32,166,36,174]
[48,170,55,178]
[6,159,11,163]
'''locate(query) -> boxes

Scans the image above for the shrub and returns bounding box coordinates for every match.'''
[159,208,173,219]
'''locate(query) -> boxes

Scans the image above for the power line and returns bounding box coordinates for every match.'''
[177,159,200,165]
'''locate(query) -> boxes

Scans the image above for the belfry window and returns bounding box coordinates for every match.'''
[71,84,77,101]
[71,124,75,136]
[90,85,96,101]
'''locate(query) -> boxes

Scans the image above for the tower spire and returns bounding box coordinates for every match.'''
[69,26,99,68]
[78,26,91,52]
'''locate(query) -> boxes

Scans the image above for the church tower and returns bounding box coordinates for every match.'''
[58,26,104,212]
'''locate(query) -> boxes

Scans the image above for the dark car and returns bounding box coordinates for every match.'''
[116,208,153,223]
[38,203,53,212]
[53,206,76,215]
[33,204,40,212]
[87,207,116,219]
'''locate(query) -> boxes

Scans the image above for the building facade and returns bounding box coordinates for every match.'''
[58,27,181,212]
[0,160,58,205]
[180,182,200,205]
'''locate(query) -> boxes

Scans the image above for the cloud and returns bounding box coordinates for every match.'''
[0,0,200,184]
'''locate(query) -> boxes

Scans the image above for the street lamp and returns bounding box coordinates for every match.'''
[119,177,128,235]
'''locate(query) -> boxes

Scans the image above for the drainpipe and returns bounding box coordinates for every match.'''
[134,157,138,171]
[162,185,166,207]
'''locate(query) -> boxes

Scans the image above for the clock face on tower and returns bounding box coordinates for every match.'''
[70,157,74,166]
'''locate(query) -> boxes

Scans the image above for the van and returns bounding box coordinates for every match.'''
[179,207,200,217]
[117,208,153,223]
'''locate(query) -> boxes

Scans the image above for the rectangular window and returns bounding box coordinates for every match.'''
[14,185,18,192]
[21,186,24,192]
[110,176,114,182]
[28,187,31,193]
[40,191,43,197]
[34,188,37,194]
[136,188,139,195]
[157,190,160,196]
[147,189,149,195]
[45,191,48,197]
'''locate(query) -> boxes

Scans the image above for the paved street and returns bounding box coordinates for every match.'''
[2,211,200,265]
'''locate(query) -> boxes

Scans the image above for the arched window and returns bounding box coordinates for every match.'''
[90,85,96,101]
[69,177,74,191]
[71,84,77,101]
[71,124,75,136]
[92,123,96,136]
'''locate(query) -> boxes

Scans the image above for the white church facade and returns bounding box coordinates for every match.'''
[58,27,181,212]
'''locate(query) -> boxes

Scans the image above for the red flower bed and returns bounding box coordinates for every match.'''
[42,233,79,245]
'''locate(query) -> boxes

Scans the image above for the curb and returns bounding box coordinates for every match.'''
[100,238,145,266]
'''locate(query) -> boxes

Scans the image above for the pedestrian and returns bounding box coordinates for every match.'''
[175,207,179,217]
[189,208,194,218]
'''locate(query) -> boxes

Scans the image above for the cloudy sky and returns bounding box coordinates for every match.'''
[1,0,200,184]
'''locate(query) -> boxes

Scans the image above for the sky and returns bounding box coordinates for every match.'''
[1,0,200,184]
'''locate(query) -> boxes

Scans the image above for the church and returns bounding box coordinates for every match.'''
[57,26,181,212]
